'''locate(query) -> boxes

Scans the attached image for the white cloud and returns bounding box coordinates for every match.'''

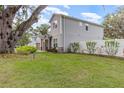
[114,5,124,7]
[43,7,69,15]
[33,6,69,27]
[81,12,102,23]
[33,15,49,28]
[63,5,70,9]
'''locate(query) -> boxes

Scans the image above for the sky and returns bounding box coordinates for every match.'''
[37,5,119,26]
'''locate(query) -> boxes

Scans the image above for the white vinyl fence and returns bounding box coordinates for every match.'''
[78,39,124,57]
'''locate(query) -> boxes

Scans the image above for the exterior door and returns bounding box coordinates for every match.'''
[45,39,48,50]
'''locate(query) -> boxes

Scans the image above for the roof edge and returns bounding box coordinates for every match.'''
[49,13,103,28]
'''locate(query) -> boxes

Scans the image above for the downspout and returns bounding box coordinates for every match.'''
[63,16,65,52]
[60,15,62,52]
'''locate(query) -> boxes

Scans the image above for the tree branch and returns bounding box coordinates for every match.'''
[15,5,47,37]
[4,5,22,16]
[2,5,22,26]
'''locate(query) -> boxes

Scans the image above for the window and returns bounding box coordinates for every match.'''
[86,25,88,31]
[85,24,89,31]
[53,20,57,29]
[53,38,58,48]
[53,23,57,29]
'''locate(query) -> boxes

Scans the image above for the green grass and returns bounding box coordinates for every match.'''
[0,52,124,87]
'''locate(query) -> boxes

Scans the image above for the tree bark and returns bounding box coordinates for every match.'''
[0,5,47,53]
[0,6,22,53]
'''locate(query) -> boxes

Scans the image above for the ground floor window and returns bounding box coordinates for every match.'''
[53,38,58,48]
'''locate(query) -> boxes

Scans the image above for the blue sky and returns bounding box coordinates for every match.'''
[37,5,118,25]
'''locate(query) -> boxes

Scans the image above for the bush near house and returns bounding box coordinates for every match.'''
[68,42,80,53]
[105,40,120,56]
[86,41,97,54]
[47,48,57,53]
[16,46,37,55]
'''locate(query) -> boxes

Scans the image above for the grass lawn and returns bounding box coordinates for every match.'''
[0,52,124,87]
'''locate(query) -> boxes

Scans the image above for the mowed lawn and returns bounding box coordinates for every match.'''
[0,52,124,87]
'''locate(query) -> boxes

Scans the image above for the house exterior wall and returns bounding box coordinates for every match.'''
[62,16,104,52]
[47,14,104,52]
[49,15,63,52]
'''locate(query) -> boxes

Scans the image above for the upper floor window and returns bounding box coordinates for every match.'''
[86,26,88,31]
[53,20,57,29]
[85,24,89,31]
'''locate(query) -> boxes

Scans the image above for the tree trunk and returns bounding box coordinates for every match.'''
[0,6,21,53]
[0,5,47,53]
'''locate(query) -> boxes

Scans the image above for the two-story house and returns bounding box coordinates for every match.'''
[36,13,104,52]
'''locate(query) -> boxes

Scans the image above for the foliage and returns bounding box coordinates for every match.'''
[0,5,4,11]
[68,42,80,53]
[103,6,124,39]
[67,46,72,53]
[86,41,97,54]
[47,48,57,53]
[105,40,120,56]
[13,6,35,47]
[12,6,36,31]
[17,32,31,46]
[16,46,37,54]
[33,24,50,36]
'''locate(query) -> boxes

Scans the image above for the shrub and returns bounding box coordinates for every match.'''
[67,47,72,53]
[47,48,57,53]
[16,46,37,55]
[105,40,119,56]
[68,42,80,53]
[86,41,97,54]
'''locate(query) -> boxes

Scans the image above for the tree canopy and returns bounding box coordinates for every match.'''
[33,24,50,36]
[103,6,124,39]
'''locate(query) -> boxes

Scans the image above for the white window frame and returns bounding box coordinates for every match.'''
[53,20,58,29]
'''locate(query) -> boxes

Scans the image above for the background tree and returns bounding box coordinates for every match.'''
[33,24,50,36]
[17,31,32,46]
[0,5,47,53]
[103,6,124,39]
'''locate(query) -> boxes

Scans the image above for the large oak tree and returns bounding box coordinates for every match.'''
[0,5,47,53]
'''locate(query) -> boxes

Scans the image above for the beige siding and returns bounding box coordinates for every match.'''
[49,15,63,49]
[49,14,104,52]
[63,17,104,52]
